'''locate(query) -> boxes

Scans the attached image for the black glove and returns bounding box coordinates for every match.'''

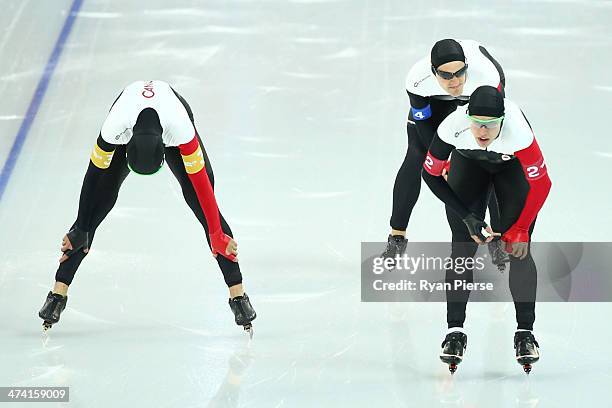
[64,227,90,257]
[462,213,488,242]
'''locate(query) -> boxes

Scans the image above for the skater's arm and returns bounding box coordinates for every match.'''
[178,136,237,261]
[421,135,471,219]
[75,135,118,231]
[408,92,436,142]
[505,138,552,239]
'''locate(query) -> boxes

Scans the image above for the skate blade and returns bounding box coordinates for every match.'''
[244,324,253,340]
[42,322,53,332]
[440,355,462,374]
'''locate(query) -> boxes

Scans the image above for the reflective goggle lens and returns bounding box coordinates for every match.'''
[435,64,468,80]
[468,115,504,129]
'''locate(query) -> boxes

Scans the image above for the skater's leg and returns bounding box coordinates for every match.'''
[493,162,537,330]
[165,96,255,332]
[390,99,460,235]
[54,146,130,290]
[165,139,243,292]
[445,210,479,328]
[389,122,426,234]
[508,233,537,330]
[41,147,129,329]
[166,136,255,333]
[445,153,490,328]
[382,123,425,260]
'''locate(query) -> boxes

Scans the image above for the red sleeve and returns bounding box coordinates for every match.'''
[178,136,223,235]
[423,151,447,176]
[511,138,552,231]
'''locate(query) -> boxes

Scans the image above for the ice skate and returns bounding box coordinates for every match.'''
[440,331,467,374]
[487,239,509,272]
[38,291,67,332]
[229,293,256,339]
[514,331,539,374]
[380,235,407,267]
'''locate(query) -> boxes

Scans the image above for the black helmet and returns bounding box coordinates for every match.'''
[127,108,164,175]
[431,39,465,69]
[468,86,505,118]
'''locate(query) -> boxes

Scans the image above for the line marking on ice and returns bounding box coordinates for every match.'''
[0,0,84,202]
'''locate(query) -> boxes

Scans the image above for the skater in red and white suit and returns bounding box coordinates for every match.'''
[38,80,256,334]
[421,85,551,373]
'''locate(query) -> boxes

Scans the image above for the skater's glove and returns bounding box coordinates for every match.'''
[61,227,90,261]
[501,227,530,260]
[210,230,238,262]
[462,214,498,244]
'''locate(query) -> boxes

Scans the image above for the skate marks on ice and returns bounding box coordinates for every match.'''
[23,334,256,407]
[290,187,352,199]
[73,11,123,19]
[431,373,542,408]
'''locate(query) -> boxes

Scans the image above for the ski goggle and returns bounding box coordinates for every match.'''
[434,64,468,80]
[468,115,504,129]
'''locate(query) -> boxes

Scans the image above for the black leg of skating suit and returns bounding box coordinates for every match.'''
[492,160,537,331]
[444,154,537,330]
[390,122,427,231]
[390,100,458,232]
[55,145,130,285]
[444,153,490,328]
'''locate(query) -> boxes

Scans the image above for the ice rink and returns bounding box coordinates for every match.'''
[1,0,611,407]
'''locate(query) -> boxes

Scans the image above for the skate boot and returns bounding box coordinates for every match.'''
[38,291,68,332]
[440,330,467,374]
[514,331,540,374]
[380,235,407,267]
[488,239,509,272]
[229,293,256,338]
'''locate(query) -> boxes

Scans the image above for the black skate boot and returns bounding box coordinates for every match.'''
[514,331,540,374]
[488,239,509,272]
[229,293,256,338]
[38,291,68,332]
[380,235,407,267]
[440,331,467,374]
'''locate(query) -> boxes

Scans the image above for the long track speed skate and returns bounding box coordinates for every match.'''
[229,293,256,339]
[440,331,467,374]
[38,291,67,332]
[380,235,407,268]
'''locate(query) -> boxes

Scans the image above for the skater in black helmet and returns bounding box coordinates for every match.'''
[384,39,508,269]
[38,80,256,336]
[422,86,551,374]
